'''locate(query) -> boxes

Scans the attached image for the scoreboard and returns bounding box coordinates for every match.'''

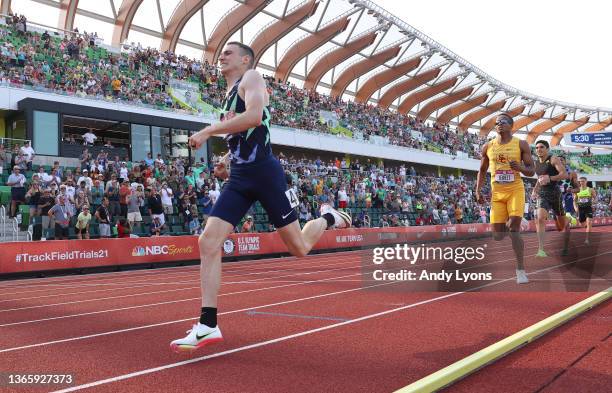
[564,131,612,148]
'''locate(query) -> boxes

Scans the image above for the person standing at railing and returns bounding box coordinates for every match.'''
[7,166,26,218]
[75,205,91,240]
[96,197,112,238]
[127,186,144,227]
[48,195,71,240]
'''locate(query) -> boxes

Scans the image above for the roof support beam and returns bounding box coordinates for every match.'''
[160,0,210,52]
[585,117,612,132]
[250,0,319,67]
[330,46,400,98]
[460,99,507,133]
[377,67,441,110]
[477,104,525,136]
[526,114,568,144]
[512,109,547,132]
[416,86,473,121]
[58,0,79,32]
[274,16,349,83]
[353,55,421,104]
[437,94,489,125]
[204,0,270,65]
[397,77,458,115]
[111,0,145,47]
[550,116,590,146]
[303,31,377,91]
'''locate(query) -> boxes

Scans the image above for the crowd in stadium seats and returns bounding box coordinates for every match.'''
[0,21,481,158]
[2,143,611,240]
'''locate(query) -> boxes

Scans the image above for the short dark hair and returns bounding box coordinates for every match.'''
[579,176,587,180]
[535,140,550,149]
[226,41,255,68]
[498,112,514,126]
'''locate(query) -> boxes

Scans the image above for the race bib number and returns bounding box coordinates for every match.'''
[285,189,299,208]
[494,170,515,183]
[578,198,590,204]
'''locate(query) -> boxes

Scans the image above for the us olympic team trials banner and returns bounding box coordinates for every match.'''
[1,217,611,276]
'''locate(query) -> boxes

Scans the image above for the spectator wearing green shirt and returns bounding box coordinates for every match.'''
[75,205,92,239]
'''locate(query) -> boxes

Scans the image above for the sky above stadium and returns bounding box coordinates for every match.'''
[377,0,611,108]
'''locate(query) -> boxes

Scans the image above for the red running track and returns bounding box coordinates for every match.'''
[0,230,609,393]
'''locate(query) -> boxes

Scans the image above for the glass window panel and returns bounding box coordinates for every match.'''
[151,126,170,161]
[33,111,59,156]
[131,124,151,163]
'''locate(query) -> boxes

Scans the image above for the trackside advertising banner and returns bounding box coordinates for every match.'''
[1,217,611,275]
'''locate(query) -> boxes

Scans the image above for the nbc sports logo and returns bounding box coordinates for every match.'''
[132,245,169,256]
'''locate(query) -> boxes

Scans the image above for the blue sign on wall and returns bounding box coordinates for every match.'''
[566,132,612,147]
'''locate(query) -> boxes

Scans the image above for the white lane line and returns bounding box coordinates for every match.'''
[0,275,394,353]
[0,266,365,327]
[0,262,362,313]
[0,253,359,296]
[0,249,362,288]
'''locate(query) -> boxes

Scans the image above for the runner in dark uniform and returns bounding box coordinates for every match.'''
[558,154,579,215]
[532,140,569,256]
[574,176,596,244]
[171,42,351,352]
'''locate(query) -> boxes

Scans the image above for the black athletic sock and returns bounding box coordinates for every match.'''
[200,307,217,328]
[322,213,335,229]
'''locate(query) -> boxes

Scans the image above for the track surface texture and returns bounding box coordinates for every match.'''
[0,228,610,393]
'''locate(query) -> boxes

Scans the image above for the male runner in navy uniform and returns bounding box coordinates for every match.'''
[171,42,351,352]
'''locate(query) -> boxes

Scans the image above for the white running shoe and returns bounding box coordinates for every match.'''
[320,204,351,229]
[170,323,223,353]
[516,269,529,284]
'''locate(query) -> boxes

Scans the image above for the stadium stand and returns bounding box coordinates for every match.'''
[0,21,482,158]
